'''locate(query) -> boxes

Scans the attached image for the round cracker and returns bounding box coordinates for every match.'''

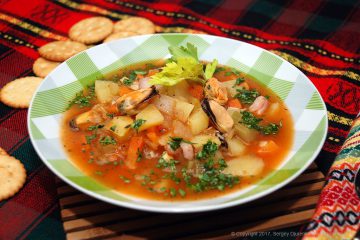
[103,31,138,43]
[0,155,26,201]
[0,147,8,156]
[0,77,43,108]
[182,28,207,34]
[33,57,61,78]
[114,17,155,35]
[39,41,87,62]
[69,17,113,44]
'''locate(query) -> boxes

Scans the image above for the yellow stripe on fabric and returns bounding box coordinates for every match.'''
[0,13,67,41]
[271,50,360,82]
[327,111,353,126]
[332,157,360,166]
[57,0,127,20]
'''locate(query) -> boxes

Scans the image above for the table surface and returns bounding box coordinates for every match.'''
[0,0,359,239]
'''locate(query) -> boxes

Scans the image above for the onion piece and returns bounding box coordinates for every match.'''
[139,77,151,89]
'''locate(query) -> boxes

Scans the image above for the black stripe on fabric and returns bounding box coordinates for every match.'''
[315,150,337,174]
[235,0,291,29]
[320,0,356,19]
[21,204,65,240]
[183,0,222,15]
[326,104,358,124]
[298,0,357,39]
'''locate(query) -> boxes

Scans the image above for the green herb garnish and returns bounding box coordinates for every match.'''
[204,59,218,80]
[233,77,245,87]
[127,119,146,132]
[99,136,117,145]
[136,149,143,162]
[134,69,147,75]
[235,88,260,104]
[240,111,281,135]
[67,85,95,109]
[168,137,193,151]
[178,189,186,197]
[110,125,117,132]
[85,134,97,144]
[119,176,131,183]
[169,188,177,197]
[88,124,104,131]
[196,140,218,160]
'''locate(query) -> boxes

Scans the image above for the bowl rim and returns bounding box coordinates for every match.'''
[27,33,328,213]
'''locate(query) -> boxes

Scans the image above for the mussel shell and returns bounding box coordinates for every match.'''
[201,98,234,133]
[117,86,158,114]
[69,119,79,131]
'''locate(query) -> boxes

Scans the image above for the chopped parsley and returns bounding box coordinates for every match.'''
[214,67,225,73]
[67,85,95,109]
[110,125,117,132]
[240,111,281,135]
[106,113,114,118]
[133,69,147,75]
[119,176,131,183]
[168,137,193,151]
[235,88,260,104]
[183,141,239,192]
[169,188,177,197]
[156,154,179,172]
[99,136,117,145]
[85,134,97,144]
[88,124,104,131]
[127,119,146,132]
[178,189,186,197]
[233,77,245,87]
[196,141,218,160]
[136,149,143,162]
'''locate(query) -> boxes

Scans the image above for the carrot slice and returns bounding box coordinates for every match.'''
[146,127,159,143]
[257,140,278,154]
[119,85,133,96]
[227,98,242,109]
[188,84,204,99]
[126,136,144,169]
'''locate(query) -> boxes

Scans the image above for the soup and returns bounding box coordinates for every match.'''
[61,43,294,201]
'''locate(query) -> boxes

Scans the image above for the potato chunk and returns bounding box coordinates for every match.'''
[223,155,264,177]
[105,116,133,139]
[227,137,246,156]
[174,99,194,123]
[95,80,119,103]
[136,104,164,131]
[188,108,209,135]
[191,135,221,149]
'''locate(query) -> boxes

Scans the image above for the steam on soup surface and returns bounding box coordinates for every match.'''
[61,43,293,200]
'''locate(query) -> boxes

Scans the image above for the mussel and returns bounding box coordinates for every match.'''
[115,85,158,115]
[201,98,234,133]
[204,77,228,105]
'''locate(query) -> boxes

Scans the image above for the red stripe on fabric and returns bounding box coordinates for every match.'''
[323,142,341,153]
[206,0,253,24]
[328,126,350,139]
[0,47,34,86]
[0,110,29,151]
[0,167,58,240]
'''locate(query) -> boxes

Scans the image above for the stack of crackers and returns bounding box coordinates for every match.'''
[0,16,157,201]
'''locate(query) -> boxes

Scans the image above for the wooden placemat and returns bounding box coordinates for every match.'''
[56,163,325,240]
